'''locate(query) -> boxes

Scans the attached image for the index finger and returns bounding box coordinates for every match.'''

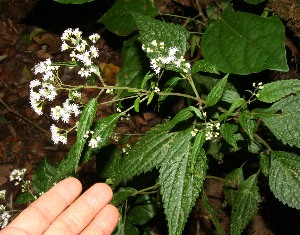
[1,177,82,235]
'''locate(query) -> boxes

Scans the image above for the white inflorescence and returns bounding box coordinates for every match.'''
[30,28,102,145]
[142,40,191,75]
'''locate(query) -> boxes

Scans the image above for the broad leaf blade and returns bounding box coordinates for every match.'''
[230,174,261,235]
[133,12,189,58]
[269,151,300,209]
[258,96,300,148]
[159,130,207,235]
[116,38,148,98]
[201,13,288,74]
[220,123,238,148]
[238,111,257,140]
[99,0,158,36]
[191,60,219,74]
[205,74,228,107]
[224,167,244,205]
[118,108,194,181]
[257,79,300,103]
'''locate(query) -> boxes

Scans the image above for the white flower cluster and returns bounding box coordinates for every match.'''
[9,168,26,185]
[0,209,11,229]
[142,40,191,75]
[50,124,68,144]
[61,28,100,77]
[252,82,264,90]
[205,122,220,140]
[30,59,60,115]
[84,130,102,148]
[0,168,30,228]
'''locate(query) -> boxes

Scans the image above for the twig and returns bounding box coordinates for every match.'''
[0,98,50,136]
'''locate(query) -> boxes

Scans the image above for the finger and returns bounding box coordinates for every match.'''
[1,177,82,235]
[80,204,119,235]
[43,183,113,235]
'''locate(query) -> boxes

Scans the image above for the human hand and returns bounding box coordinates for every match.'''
[0,177,119,235]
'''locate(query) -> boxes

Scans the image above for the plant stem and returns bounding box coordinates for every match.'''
[205,175,225,182]
[254,133,273,153]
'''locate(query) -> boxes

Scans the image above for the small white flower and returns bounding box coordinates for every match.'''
[10,169,26,183]
[89,139,97,148]
[50,124,67,144]
[89,33,100,43]
[29,79,41,88]
[0,190,6,200]
[0,211,11,228]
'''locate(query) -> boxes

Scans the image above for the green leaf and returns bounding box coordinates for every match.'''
[202,192,226,235]
[257,79,300,103]
[111,187,137,207]
[238,111,257,140]
[15,192,36,204]
[116,38,147,98]
[230,174,261,235]
[127,195,157,225]
[244,0,265,4]
[219,98,246,121]
[99,0,158,36]
[258,95,300,148]
[224,167,244,205]
[54,0,94,4]
[191,60,219,74]
[32,159,59,194]
[147,91,154,105]
[201,13,288,74]
[81,113,121,163]
[118,108,194,181]
[159,129,207,235]
[259,153,270,177]
[205,74,228,107]
[220,123,238,148]
[51,98,97,184]
[133,97,140,112]
[269,151,300,209]
[133,12,189,58]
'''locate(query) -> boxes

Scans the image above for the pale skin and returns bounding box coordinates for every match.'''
[0,177,119,235]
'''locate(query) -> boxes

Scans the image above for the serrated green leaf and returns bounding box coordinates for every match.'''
[111,187,137,207]
[133,12,189,58]
[32,159,59,194]
[191,60,219,74]
[219,98,246,121]
[230,174,261,235]
[205,74,228,107]
[54,0,93,4]
[269,151,300,209]
[224,167,244,205]
[257,79,300,103]
[201,13,288,74]
[15,192,36,205]
[127,195,157,225]
[258,96,300,148]
[141,72,154,89]
[238,111,257,140]
[259,153,270,177]
[190,35,200,57]
[221,90,240,103]
[159,129,207,235]
[99,0,158,36]
[220,123,238,148]
[81,113,121,163]
[118,108,194,181]
[50,98,97,184]
[202,192,226,235]
[116,38,148,98]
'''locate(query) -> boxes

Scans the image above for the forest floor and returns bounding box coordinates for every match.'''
[0,0,300,234]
